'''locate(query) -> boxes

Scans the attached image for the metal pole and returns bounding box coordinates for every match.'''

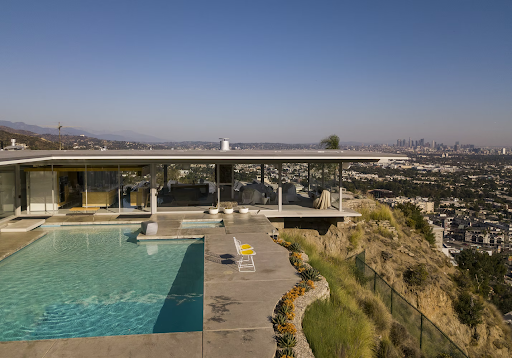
[390,289,393,315]
[118,165,121,213]
[321,163,325,189]
[307,163,310,193]
[339,163,343,212]
[85,165,88,208]
[420,314,423,349]
[51,164,55,215]
[14,164,21,216]
[216,164,220,206]
[260,164,264,185]
[278,163,282,212]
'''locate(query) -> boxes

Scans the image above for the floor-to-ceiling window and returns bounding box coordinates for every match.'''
[0,167,15,219]
[157,163,216,211]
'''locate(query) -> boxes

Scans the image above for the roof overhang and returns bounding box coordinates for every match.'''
[0,149,408,167]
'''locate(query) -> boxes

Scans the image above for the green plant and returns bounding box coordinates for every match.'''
[375,338,400,358]
[276,347,296,358]
[289,242,302,253]
[389,322,408,347]
[454,291,484,328]
[296,281,311,292]
[300,267,321,282]
[271,313,288,326]
[276,333,297,348]
[279,303,294,315]
[289,256,302,267]
[359,295,391,333]
[403,264,429,287]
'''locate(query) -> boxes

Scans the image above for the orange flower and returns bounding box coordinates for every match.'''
[277,322,297,334]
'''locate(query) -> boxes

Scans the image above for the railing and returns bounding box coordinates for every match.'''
[353,251,469,358]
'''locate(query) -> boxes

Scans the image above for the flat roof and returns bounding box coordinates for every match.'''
[0,149,407,166]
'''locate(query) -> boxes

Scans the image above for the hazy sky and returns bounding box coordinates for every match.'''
[1,1,511,145]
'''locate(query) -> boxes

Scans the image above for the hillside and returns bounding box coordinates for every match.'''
[0,129,61,150]
[282,199,512,358]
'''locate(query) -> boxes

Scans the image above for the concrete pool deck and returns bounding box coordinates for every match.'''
[0,213,300,358]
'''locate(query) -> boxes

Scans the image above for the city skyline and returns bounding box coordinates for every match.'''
[1,1,511,146]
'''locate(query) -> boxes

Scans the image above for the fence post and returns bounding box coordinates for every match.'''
[390,289,393,315]
[420,314,423,349]
[373,272,377,292]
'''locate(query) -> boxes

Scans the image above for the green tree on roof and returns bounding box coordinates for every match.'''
[320,135,340,150]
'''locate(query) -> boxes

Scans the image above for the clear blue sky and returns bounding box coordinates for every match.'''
[1,0,511,145]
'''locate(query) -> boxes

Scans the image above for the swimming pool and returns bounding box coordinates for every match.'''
[180,219,224,229]
[0,225,204,341]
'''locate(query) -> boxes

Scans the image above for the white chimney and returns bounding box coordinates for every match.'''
[11,139,16,146]
[219,138,230,151]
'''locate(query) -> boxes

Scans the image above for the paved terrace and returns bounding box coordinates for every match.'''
[0,213,300,358]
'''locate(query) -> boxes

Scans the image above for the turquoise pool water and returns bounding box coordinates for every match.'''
[0,225,204,342]
[180,220,224,229]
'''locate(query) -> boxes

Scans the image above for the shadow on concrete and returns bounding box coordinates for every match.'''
[153,242,204,333]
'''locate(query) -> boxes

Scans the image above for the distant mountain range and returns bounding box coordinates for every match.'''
[0,121,167,143]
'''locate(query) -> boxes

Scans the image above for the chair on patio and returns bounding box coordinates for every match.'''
[233,237,256,272]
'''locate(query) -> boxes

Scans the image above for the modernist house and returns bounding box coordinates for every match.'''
[0,143,406,223]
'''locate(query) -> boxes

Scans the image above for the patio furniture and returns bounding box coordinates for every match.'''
[141,221,158,235]
[233,237,256,272]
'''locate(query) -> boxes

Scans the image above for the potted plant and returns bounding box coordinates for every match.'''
[209,203,219,215]
[239,206,249,214]
[223,202,234,214]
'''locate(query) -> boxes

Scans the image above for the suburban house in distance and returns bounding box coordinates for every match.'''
[0,140,407,225]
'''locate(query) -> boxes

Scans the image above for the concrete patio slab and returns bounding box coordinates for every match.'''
[0,219,45,232]
[203,328,276,358]
[0,231,47,261]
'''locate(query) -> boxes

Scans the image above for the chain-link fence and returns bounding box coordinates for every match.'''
[352,251,468,358]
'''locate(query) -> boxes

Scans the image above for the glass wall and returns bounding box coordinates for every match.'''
[120,166,150,213]
[85,166,119,213]
[0,168,15,219]
[157,164,216,211]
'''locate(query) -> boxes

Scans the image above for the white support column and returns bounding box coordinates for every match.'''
[278,162,283,212]
[150,164,157,214]
[14,164,21,216]
[339,163,343,212]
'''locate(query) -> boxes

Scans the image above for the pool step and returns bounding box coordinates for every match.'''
[0,219,46,232]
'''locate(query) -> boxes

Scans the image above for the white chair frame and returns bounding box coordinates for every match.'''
[233,237,256,272]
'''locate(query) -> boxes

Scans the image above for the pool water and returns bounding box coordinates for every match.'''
[180,220,224,229]
[0,225,204,342]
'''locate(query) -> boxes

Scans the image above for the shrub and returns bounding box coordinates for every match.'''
[272,313,287,326]
[389,322,408,347]
[300,267,321,281]
[289,242,302,253]
[277,332,297,348]
[276,347,296,358]
[277,322,297,335]
[359,295,391,333]
[401,344,420,358]
[348,225,363,247]
[375,339,400,358]
[403,264,429,287]
[289,255,303,268]
[454,291,484,328]
[296,280,311,292]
